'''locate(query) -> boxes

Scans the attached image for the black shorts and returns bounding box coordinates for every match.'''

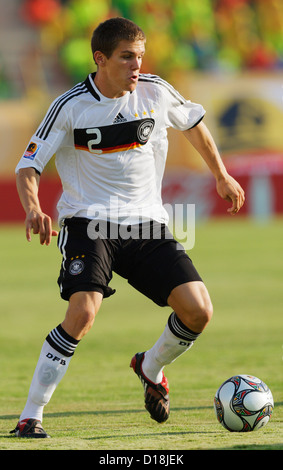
[57,218,202,307]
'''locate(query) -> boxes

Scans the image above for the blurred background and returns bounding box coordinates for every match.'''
[1,0,283,223]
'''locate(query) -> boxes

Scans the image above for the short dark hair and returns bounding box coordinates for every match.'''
[91,17,146,62]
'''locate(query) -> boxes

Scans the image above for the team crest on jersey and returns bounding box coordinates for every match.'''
[137,120,155,143]
[23,142,41,160]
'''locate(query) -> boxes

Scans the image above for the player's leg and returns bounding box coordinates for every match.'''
[11,218,116,437]
[131,280,212,424]
[62,290,103,340]
[168,280,213,333]
[141,281,213,383]
[11,291,102,438]
[129,228,213,422]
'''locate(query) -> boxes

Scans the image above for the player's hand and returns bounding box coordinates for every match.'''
[216,175,245,215]
[25,210,58,245]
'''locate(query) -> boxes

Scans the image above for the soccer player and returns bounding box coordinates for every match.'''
[11,17,245,437]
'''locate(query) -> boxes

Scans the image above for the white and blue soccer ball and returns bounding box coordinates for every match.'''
[214,374,274,432]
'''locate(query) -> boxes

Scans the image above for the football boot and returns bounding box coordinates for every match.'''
[130,351,170,423]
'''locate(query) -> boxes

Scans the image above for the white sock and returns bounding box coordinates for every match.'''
[20,324,79,423]
[142,312,200,384]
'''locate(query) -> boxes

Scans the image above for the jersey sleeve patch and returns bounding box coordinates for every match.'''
[23,142,42,160]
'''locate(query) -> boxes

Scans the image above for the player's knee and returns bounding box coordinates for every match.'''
[198,300,213,327]
[64,291,102,339]
[193,303,213,329]
[178,300,213,332]
[76,308,96,335]
[62,305,95,340]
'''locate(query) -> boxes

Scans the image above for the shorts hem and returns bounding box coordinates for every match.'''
[60,284,115,301]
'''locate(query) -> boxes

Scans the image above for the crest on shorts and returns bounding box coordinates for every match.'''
[69,259,85,275]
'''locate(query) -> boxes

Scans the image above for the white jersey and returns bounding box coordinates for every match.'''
[16,73,205,226]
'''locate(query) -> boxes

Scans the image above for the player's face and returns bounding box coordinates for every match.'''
[95,40,145,98]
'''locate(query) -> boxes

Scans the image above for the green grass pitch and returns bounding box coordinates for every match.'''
[0,218,282,450]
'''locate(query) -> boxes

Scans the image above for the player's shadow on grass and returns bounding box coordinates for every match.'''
[1,402,282,422]
[0,405,214,422]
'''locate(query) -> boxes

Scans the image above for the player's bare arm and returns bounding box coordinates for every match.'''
[183,121,245,214]
[16,167,58,245]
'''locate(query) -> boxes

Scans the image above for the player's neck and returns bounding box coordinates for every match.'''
[93,71,127,99]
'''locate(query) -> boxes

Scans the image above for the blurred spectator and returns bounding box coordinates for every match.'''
[16,0,283,83]
[21,0,61,25]
[0,56,13,98]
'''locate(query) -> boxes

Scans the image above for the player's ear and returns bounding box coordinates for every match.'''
[93,51,107,67]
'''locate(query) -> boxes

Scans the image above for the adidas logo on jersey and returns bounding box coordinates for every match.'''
[113,113,127,123]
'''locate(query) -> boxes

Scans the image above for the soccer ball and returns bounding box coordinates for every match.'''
[214,374,274,432]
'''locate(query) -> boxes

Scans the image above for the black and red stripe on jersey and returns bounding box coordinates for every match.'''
[74,118,155,154]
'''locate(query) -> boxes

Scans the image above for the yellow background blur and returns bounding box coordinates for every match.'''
[1,0,283,219]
